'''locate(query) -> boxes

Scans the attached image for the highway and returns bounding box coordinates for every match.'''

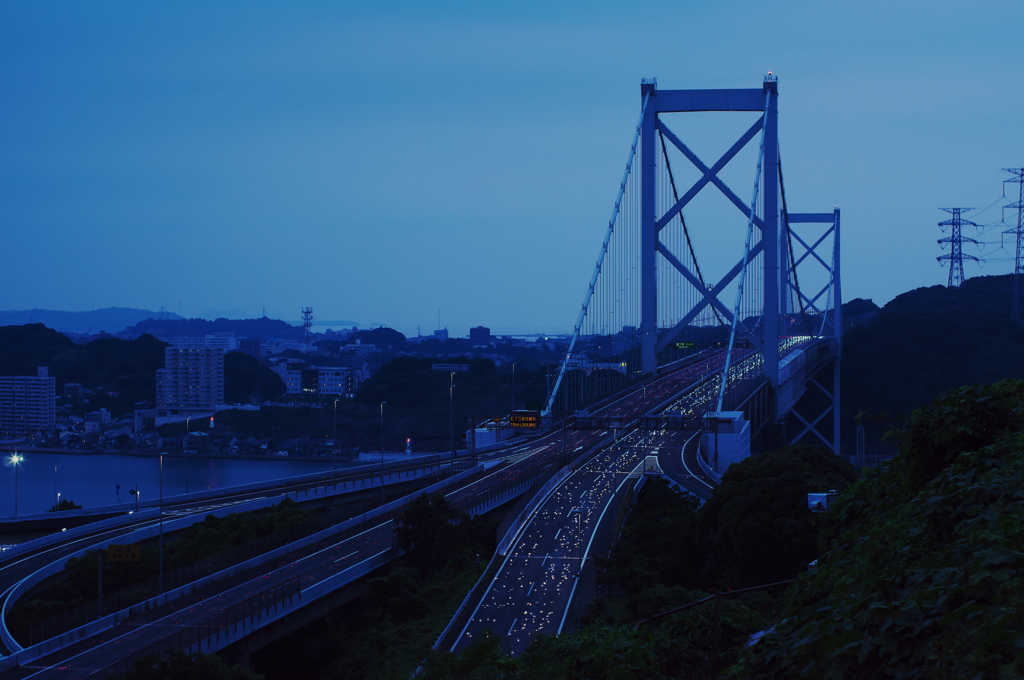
[0,454,470,657]
[450,339,815,654]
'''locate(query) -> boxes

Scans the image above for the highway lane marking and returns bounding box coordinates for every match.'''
[334,551,359,563]
[526,582,534,596]
[507,618,518,637]
[553,529,561,540]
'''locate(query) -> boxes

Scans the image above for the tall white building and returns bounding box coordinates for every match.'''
[0,367,56,435]
[157,347,225,409]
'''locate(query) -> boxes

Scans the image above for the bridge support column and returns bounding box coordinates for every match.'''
[762,79,780,386]
[641,80,658,375]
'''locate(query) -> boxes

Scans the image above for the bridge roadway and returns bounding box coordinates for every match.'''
[449,339,813,655]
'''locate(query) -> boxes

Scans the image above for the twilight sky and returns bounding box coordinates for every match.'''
[1,1,1022,337]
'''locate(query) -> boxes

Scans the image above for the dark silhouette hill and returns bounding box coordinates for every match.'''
[0,308,181,334]
[125,317,305,339]
[842,274,1024,449]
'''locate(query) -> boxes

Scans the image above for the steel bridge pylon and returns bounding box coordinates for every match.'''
[547,76,842,455]
[636,77,841,453]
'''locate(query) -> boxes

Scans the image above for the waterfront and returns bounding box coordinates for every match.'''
[0,451,354,517]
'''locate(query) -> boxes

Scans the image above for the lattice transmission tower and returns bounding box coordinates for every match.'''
[1003,168,1024,319]
[936,207,980,288]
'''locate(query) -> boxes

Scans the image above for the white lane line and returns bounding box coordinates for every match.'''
[334,551,359,563]
[507,618,518,637]
[554,529,561,541]
[526,582,535,597]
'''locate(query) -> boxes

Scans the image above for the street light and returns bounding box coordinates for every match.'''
[572,507,583,630]
[184,416,191,494]
[450,372,455,458]
[159,454,164,592]
[379,401,387,504]
[9,453,23,517]
[333,399,339,472]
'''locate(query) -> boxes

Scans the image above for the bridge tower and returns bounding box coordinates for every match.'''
[547,76,843,455]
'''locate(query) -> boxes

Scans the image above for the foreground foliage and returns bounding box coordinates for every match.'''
[732,380,1024,679]
[121,651,263,680]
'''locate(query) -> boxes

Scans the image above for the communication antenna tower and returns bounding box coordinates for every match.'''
[1002,169,1024,319]
[301,306,314,354]
[936,207,980,288]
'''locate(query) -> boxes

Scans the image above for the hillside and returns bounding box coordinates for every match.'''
[841,274,1024,452]
[0,307,182,334]
[733,379,1024,678]
[124,317,305,340]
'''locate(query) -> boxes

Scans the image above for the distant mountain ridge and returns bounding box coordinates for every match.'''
[0,307,182,334]
[126,317,306,339]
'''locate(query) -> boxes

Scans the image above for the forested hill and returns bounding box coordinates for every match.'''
[125,317,305,339]
[842,274,1024,424]
[0,307,181,334]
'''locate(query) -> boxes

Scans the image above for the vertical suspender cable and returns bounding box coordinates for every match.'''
[545,91,651,415]
[716,91,770,413]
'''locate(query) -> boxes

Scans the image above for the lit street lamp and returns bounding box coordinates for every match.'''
[9,453,23,517]
[450,372,455,458]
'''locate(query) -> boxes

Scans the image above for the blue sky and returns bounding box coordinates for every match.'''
[1,1,1021,336]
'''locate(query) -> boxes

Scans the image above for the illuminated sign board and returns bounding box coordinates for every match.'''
[675,342,695,349]
[510,411,541,428]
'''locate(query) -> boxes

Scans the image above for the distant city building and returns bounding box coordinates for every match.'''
[166,335,238,351]
[469,326,491,345]
[274,362,359,398]
[432,363,471,373]
[237,337,262,358]
[0,367,56,435]
[84,407,111,433]
[156,347,225,410]
[433,328,449,341]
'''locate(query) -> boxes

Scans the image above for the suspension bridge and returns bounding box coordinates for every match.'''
[0,76,845,673]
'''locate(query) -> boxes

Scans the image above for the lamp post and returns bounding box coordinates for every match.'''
[379,401,386,504]
[54,465,59,510]
[159,454,164,592]
[333,399,339,472]
[450,372,455,458]
[184,416,191,494]
[10,453,23,517]
[511,363,516,412]
[572,507,583,630]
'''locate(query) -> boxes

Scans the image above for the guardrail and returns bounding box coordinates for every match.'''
[0,463,486,671]
[89,576,303,678]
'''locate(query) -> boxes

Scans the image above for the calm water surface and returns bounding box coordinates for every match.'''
[0,451,350,518]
